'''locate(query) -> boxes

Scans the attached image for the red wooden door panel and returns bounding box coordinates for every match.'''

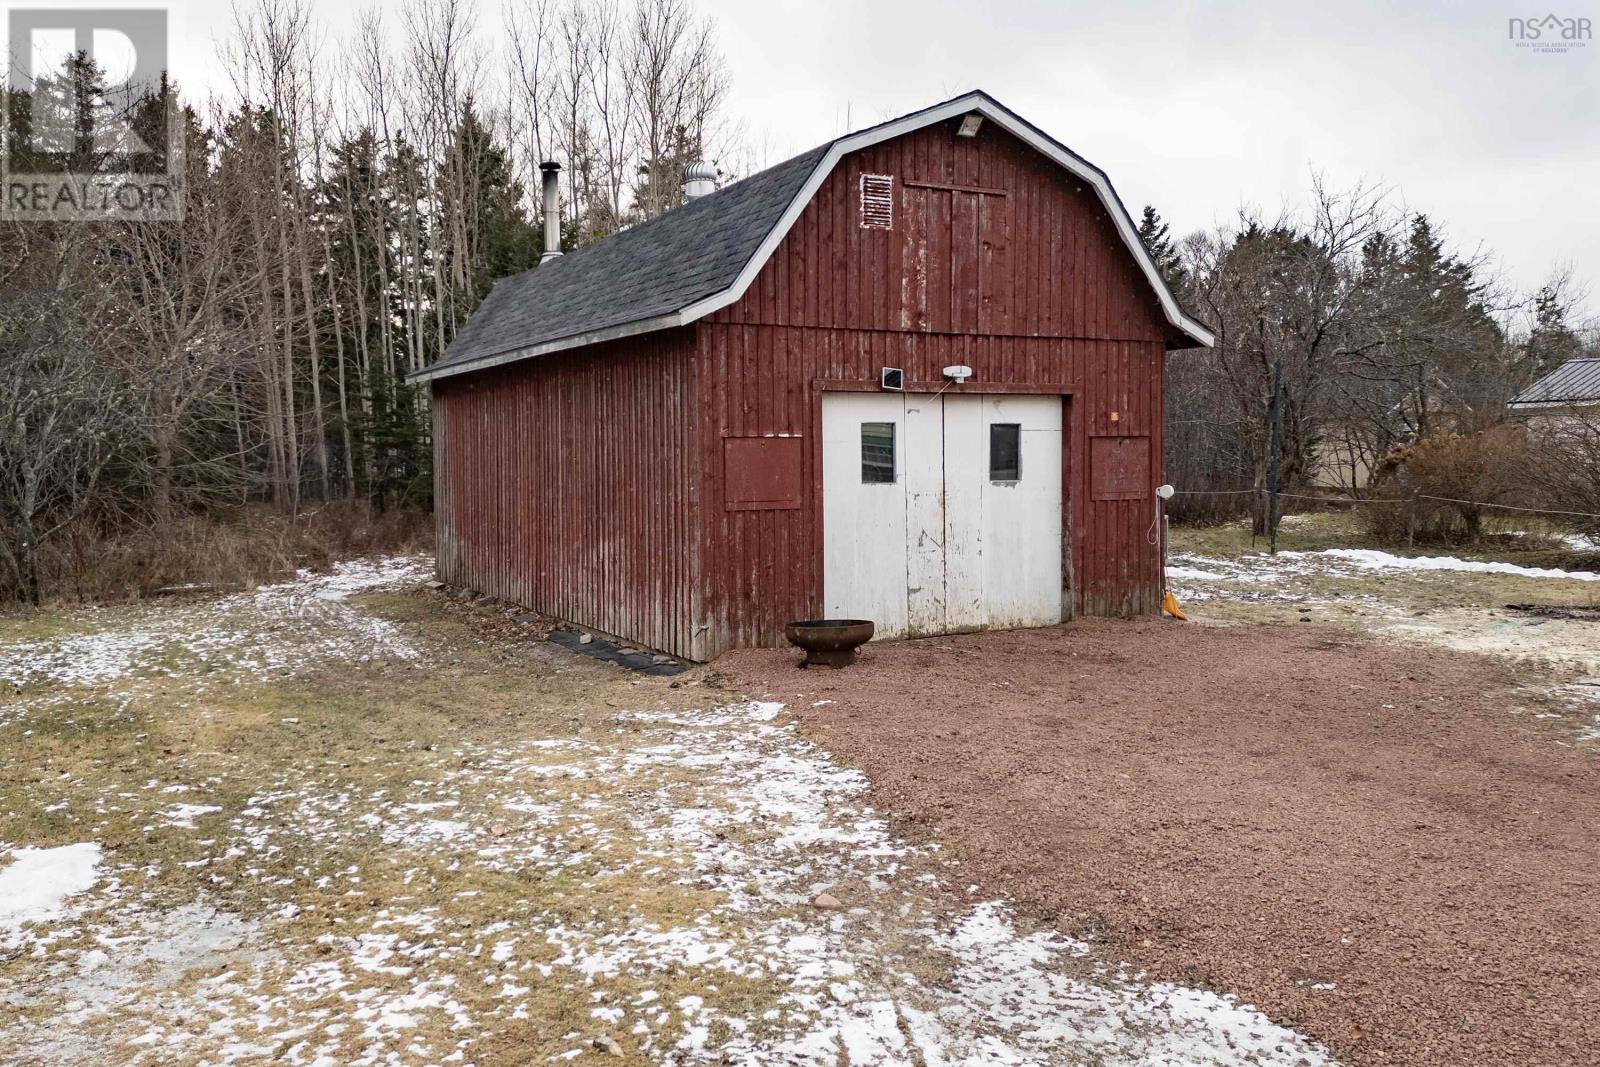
[978,193,1012,333]
[903,183,1009,335]
[952,191,980,333]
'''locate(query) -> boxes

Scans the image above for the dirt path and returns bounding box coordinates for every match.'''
[722,620,1600,1067]
[0,561,1331,1065]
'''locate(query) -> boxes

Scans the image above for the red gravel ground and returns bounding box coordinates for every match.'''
[719,619,1600,1067]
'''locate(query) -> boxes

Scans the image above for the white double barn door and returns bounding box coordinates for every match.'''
[822,391,1063,639]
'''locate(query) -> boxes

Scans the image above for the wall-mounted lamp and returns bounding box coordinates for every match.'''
[956,114,984,138]
[943,364,973,383]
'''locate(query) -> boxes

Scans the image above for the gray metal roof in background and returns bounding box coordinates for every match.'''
[1509,358,1600,407]
[426,144,829,377]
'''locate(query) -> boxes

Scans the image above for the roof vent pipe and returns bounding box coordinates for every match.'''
[539,161,562,263]
[683,160,716,200]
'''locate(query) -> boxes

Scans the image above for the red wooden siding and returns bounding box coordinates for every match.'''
[707,121,1174,344]
[432,330,701,657]
[431,115,1176,661]
[691,119,1171,656]
[691,329,1165,655]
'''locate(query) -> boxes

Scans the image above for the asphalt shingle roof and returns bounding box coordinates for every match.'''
[429,144,829,376]
[1510,358,1600,407]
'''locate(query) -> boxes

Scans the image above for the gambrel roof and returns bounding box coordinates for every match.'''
[1509,358,1600,409]
[415,91,1214,384]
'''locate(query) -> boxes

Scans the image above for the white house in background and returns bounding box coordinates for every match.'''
[1309,422,1377,492]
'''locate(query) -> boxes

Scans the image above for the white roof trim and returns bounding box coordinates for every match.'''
[418,91,1212,383]
[679,92,1213,347]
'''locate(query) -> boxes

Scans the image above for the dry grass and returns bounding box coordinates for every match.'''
[1170,513,1600,614]
[7,501,432,608]
[1176,508,1600,572]
[1,559,1350,1066]
[0,586,925,1064]
[1,588,800,1063]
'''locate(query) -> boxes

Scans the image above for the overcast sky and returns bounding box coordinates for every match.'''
[66,0,1600,318]
[701,0,1597,318]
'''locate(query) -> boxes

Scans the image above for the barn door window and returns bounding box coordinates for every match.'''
[989,423,1021,482]
[861,422,896,483]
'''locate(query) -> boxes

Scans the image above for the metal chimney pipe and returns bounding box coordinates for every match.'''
[683,160,716,200]
[539,161,562,262]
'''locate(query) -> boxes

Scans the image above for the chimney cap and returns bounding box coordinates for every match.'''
[539,159,562,173]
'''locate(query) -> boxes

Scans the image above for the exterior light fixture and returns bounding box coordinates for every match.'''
[956,114,984,138]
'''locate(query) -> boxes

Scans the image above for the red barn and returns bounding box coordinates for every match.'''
[415,92,1212,661]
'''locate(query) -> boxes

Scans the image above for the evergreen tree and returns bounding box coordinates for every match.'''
[1137,205,1186,290]
[358,365,431,511]
[631,123,701,223]
[1523,285,1583,381]
[1395,214,1504,425]
[440,105,542,311]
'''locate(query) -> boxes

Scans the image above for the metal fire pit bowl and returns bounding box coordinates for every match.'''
[783,619,875,668]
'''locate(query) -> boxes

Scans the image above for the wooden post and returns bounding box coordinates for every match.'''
[1265,356,1283,555]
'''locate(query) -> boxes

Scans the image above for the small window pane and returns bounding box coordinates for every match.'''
[990,423,1021,481]
[861,422,895,483]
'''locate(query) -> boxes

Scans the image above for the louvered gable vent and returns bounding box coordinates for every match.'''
[859,173,894,229]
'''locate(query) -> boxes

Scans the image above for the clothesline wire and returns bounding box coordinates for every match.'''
[1168,488,1600,522]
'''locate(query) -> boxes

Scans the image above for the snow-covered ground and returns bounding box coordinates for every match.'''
[0,556,429,707]
[3,699,1333,1066]
[0,555,1335,1066]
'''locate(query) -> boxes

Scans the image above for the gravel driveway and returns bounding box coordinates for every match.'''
[723,619,1600,1067]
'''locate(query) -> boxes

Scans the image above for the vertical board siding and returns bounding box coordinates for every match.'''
[692,117,1172,657]
[708,121,1174,345]
[690,329,1164,656]
[432,329,698,658]
[434,116,1175,661]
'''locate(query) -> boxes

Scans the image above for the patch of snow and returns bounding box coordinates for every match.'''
[1166,565,1226,581]
[0,631,164,688]
[748,701,785,722]
[162,804,222,828]
[0,843,102,937]
[1303,548,1600,581]
[918,901,1327,1064]
[510,701,1333,1065]
[0,555,431,707]
[1170,547,1600,587]
[0,576,1335,1067]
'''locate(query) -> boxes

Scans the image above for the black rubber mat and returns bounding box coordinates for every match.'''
[546,629,690,676]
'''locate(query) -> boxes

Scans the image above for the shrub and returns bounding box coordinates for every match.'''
[1361,425,1537,545]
